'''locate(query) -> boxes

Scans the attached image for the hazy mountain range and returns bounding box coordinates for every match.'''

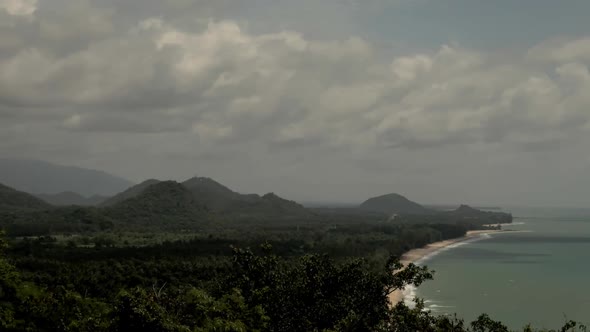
[0,159,512,234]
[0,159,134,197]
[35,192,109,206]
[0,174,312,233]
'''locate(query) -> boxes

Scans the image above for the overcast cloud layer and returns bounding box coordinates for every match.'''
[2,0,590,206]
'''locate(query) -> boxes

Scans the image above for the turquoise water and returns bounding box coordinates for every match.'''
[414,208,590,330]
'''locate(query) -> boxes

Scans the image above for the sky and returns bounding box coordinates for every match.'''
[2,0,590,206]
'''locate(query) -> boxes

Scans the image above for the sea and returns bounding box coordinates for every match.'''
[407,207,590,330]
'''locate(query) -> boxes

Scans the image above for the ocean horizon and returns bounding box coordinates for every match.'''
[411,207,590,329]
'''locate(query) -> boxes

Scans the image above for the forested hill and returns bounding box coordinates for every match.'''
[0,183,52,211]
[104,176,310,219]
[103,181,212,227]
[358,193,512,226]
[182,177,257,211]
[359,193,434,215]
[100,179,161,206]
[183,177,309,217]
[444,204,513,224]
[0,177,311,234]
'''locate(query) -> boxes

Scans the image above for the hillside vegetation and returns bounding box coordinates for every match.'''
[360,193,513,226]
[0,183,52,211]
[103,181,212,228]
[100,179,161,206]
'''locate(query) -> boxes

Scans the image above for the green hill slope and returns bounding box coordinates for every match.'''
[103,181,211,228]
[0,183,52,211]
[182,177,310,220]
[100,179,161,206]
[444,204,513,224]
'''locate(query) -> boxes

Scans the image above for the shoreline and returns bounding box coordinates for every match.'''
[388,229,506,305]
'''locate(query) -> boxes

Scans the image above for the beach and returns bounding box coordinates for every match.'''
[388,230,503,305]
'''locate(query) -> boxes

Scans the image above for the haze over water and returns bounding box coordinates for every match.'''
[415,207,590,329]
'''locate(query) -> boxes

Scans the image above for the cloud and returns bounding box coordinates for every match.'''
[2,6,590,153]
[3,0,590,205]
[0,0,36,17]
[528,37,590,63]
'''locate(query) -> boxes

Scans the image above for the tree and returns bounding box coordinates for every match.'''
[227,245,435,332]
[0,230,21,329]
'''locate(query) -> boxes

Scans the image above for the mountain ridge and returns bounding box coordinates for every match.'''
[101,179,161,206]
[0,158,134,196]
[103,181,211,227]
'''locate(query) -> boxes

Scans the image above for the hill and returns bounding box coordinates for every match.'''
[359,193,433,215]
[445,204,513,224]
[0,183,52,211]
[182,177,310,219]
[102,177,311,222]
[1,175,312,235]
[1,181,212,236]
[182,177,243,211]
[103,181,211,228]
[100,179,161,206]
[36,192,108,206]
[0,158,134,196]
[260,192,308,214]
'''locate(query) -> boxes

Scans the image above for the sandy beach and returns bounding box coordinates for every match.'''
[388,230,503,305]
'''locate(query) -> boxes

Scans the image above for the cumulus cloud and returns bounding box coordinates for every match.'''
[2,2,590,153]
[3,0,590,204]
[0,0,36,16]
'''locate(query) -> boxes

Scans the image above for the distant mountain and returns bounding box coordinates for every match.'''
[100,179,161,206]
[451,204,486,216]
[359,193,433,215]
[0,183,52,211]
[425,204,503,211]
[36,192,108,206]
[0,158,134,196]
[445,204,513,224]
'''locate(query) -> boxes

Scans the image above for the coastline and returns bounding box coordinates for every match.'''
[388,230,504,305]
